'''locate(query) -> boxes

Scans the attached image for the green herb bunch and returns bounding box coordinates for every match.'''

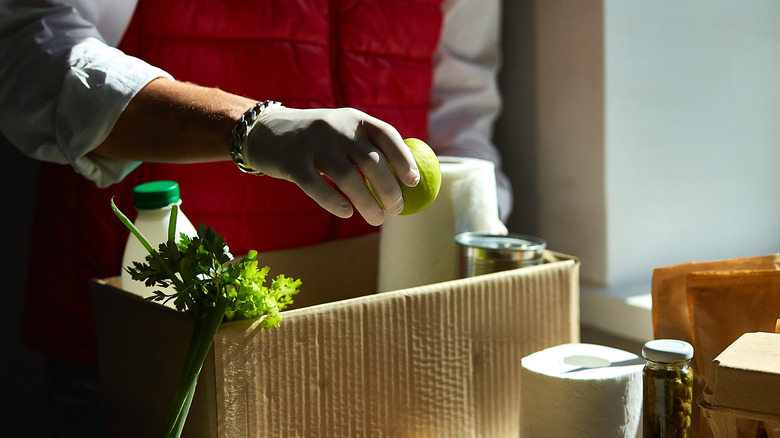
[111,198,300,437]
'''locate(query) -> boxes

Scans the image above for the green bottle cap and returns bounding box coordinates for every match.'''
[133,180,181,209]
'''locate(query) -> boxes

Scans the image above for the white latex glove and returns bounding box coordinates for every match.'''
[246,106,420,226]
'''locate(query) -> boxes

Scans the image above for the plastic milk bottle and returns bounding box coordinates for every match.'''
[121,180,197,303]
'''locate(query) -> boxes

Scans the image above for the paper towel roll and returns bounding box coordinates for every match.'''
[520,343,643,438]
[377,157,508,292]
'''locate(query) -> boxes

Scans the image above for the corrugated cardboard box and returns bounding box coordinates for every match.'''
[91,233,580,437]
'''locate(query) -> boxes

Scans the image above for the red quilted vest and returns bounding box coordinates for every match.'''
[23,0,443,365]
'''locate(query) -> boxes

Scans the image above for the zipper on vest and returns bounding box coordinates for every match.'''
[328,0,345,107]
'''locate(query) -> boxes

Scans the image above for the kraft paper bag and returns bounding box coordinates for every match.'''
[651,254,780,342]
[685,269,780,438]
[651,255,780,438]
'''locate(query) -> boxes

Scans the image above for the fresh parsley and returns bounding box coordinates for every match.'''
[111,197,301,437]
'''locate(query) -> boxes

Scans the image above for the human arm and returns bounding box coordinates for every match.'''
[429,0,513,221]
[98,78,419,226]
[0,1,417,225]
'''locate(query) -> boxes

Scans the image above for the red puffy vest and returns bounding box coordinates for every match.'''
[23,0,443,365]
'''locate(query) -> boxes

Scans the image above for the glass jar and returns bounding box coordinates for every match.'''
[642,339,695,438]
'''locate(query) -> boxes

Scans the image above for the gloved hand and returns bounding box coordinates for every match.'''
[245,106,420,226]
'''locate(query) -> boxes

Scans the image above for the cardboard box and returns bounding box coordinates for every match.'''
[91,233,580,437]
[698,332,780,438]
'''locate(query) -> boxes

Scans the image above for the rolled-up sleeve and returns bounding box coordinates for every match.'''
[0,3,171,187]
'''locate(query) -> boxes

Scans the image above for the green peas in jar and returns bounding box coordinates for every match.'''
[642,339,694,438]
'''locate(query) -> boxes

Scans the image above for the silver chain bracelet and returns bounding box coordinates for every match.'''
[229,100,282,175]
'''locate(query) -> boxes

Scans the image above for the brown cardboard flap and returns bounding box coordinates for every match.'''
[213,258,579,437]
[255,232,380,310]
[90,278,218,438]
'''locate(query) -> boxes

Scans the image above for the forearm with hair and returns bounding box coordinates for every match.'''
[94,77,256,163]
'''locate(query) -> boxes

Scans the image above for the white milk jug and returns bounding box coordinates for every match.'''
[121,180,197,303]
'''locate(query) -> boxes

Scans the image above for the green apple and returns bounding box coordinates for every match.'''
[368,138,442,215]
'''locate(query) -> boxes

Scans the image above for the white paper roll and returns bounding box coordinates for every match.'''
[520,343,643,438]
[377,157,508,292]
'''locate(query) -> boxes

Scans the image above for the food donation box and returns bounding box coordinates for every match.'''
[91,233,580,437]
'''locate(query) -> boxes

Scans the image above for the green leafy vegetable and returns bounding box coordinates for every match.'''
[111,197,301,437]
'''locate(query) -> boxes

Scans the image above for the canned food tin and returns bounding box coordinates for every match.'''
[455,232,547,278]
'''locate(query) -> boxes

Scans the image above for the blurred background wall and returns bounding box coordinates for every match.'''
[495,0,780,340]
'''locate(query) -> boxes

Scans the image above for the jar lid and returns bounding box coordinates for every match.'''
[133,180,181,209]
[642,339,694,363]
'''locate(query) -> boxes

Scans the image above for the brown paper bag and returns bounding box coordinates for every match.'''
[651,255,780,438]
[651,254,780,342]
[686,270,780,438]
[686,270,780,383]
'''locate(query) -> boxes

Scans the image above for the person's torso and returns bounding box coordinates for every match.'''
[117,0,444,254]
[24,0,443,365]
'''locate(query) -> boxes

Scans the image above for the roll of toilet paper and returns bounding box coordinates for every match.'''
[377,157,508,292]
[520,343,643,438]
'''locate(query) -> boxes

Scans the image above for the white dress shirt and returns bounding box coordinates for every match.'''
[0,0,510,218]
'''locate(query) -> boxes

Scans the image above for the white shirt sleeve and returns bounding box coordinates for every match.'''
[0,1,171,187]
[430,0,513,221]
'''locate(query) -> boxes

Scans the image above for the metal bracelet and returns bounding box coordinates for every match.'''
[229,100,282,175]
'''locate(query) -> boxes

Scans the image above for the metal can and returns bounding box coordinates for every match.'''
[454,232,547,278]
